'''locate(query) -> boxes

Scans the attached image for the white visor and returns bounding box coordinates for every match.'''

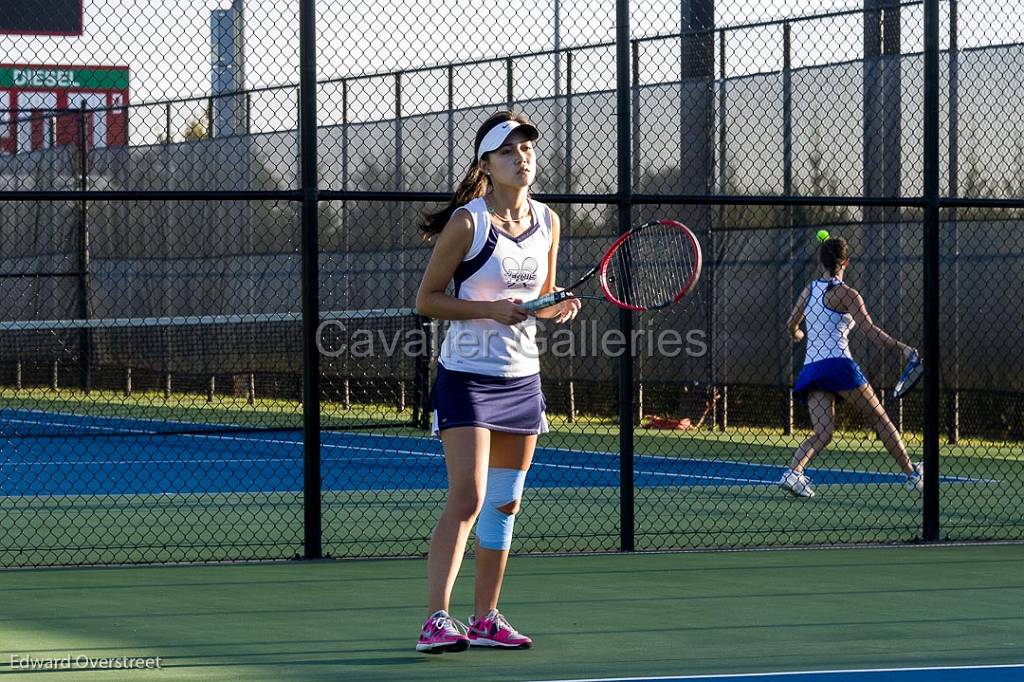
[476,120,539,161]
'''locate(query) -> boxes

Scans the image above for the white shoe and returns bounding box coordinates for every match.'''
[778,469,815,498]
[905,462,924,492]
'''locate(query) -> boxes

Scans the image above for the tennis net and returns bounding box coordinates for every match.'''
[0,308,433,438]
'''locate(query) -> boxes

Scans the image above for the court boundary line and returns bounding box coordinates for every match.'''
[336,430,991,483]
[529,662,1024,682]
[328,433,993,484]
[3,404,1011,483]
[2,413,994,487]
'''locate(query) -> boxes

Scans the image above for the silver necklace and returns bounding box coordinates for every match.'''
[486,201,529,224]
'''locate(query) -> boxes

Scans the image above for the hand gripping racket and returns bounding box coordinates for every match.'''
[892,351,923,399]
[523,219,702,313]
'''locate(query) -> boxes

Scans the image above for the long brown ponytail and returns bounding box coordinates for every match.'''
[419,163,489,238]
[419,110,535,238]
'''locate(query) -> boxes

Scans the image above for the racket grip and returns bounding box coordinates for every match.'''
[523,291,563,313]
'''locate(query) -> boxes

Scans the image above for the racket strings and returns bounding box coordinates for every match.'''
[607,223,697,310]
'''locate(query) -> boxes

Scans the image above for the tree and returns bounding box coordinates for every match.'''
[795,146,854,227]
[715,161,781,230]
[182,115,208,141]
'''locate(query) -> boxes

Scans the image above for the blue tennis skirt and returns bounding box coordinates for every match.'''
[430,364,548,436]
[794,357,868,403]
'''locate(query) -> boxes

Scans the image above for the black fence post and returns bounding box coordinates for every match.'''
[565,50,576,424]
[77,102,93,395]
[446,66,455,191]
[632,39,642,428]
[782,21,794,436]
[922,0,941,542]
[414,315,434,430]
[631,41,640,192]
[616,0,635,553]
[506,57,514,108]
[300,0,323,560]
[947,0,961,445]
[884,0,904,418]
[711,29,725,431]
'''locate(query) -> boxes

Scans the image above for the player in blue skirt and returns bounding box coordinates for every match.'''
[413,111,580,653]
[779,236,923,498]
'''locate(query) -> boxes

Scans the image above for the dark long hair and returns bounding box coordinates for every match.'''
[419,110,535,238]
[819,237,850,276]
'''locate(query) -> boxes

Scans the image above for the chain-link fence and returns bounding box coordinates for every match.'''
[0,0,1021,566]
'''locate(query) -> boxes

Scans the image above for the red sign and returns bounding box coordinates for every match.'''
[0,64,130,155]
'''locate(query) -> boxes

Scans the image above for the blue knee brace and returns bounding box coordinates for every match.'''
[476,468,528,551]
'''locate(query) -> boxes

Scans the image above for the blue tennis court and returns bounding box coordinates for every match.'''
[1,408,987,497]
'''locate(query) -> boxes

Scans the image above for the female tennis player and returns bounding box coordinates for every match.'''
[413,111,580,653]
[779,236,923,498]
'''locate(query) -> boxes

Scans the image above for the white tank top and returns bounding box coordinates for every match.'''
[803,278,855,364]
[438,197,552,377]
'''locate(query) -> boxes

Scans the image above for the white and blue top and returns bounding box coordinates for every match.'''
[802,277,855,365]
[438,196,553,378]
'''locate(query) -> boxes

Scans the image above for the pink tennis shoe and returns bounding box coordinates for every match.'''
[416,610,469,654]
[467,609,533,649]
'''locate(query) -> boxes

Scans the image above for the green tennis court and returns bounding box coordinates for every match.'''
[1,544,1022,680]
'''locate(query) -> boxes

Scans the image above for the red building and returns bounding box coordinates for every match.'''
[0,64,130,154]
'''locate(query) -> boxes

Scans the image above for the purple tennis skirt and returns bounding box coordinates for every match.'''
[794,356,868,403]
[430,364,548,436]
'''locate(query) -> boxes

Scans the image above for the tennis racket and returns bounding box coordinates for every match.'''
[523,219,702,313]
[892,351,923,399]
